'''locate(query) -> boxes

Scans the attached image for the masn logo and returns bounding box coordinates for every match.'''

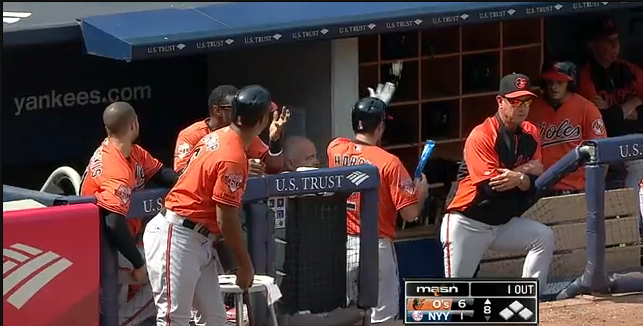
[415,284,458,296]
[3,243,73,309]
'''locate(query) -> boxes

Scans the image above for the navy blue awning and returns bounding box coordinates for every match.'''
[80,1,640,62]
[2,2,219,47]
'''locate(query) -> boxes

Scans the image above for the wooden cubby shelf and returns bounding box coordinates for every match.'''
[359,18,545,238]
[359,18,545,162]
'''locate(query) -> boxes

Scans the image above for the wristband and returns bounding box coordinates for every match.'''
[269,138,283,156]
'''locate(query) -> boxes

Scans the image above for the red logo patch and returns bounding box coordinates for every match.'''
[115,184,132,205]
[515,77,528,89]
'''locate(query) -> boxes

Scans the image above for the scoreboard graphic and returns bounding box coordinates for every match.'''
[404,278,538,325]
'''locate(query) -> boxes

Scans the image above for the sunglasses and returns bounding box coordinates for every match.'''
[504,98,533,107]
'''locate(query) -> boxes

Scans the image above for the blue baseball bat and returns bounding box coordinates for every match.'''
[414,140,435,180]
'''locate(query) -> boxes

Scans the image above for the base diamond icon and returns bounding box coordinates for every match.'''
[509,300,524,313]
[499,308,514,320]
[519,308,534,320]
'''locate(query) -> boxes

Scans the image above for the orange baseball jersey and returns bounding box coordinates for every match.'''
[327,138,419,239]
[446,116,541,225]
[577,59,643,136]
[528,95,606,190]
[80,138,163,216]
[173,119,268,172]
[165,127,249,234]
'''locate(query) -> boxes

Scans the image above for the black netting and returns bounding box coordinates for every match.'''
[279,194,349,314]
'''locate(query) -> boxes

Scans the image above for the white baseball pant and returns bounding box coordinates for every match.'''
[624,159,643,223]
[346,235,399,324]
[143,210,226,326]
[440,212,554,294]
[639,178,643,221]
[118,247,156,326]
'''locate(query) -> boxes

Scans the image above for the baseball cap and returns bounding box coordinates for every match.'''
[587,15,618,40]
[540,62,574,82]
[499,73,537,99]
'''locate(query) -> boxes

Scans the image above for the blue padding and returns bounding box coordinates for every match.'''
[78,2,641,61]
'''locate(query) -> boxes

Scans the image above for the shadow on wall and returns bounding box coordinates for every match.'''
[206,41,333,163]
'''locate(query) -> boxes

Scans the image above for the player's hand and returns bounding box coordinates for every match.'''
[592,96,608,110]
[269,107,290,141]
[235,264,255,290]
[489,169,523,192]
[415,173,430,199]
[622,96,641,120]
[131,265,148,283]
[248,159,266,176]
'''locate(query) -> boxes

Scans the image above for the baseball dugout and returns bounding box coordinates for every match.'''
[477,134,643,300]
[3,165,381,326]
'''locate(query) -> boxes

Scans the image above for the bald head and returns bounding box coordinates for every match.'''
[284,136,319,171]
[103,102,137,136]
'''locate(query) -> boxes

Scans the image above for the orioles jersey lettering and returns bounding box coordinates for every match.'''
[537,118,582,147]
[173,119,268,173]
[327,138,419,239]
[165,127,249,234]
[80,138,163,216]
[578,59,643,136]
[528,94,606,190]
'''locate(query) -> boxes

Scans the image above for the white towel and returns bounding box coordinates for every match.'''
[218,275,283,305]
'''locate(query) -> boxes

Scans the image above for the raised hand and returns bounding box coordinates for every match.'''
[269,106,290,141]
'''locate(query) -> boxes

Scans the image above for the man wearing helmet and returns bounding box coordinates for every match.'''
[528,60,607,194]
[327,64,430,323]
[143,85,274,326]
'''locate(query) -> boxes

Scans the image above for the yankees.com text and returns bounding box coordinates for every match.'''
[13,85,152,116]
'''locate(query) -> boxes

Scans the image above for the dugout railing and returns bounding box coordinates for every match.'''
[3,165,381,326]
[476,134,642,300]
[554,134,643,299]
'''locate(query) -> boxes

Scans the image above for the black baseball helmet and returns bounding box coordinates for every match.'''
[232,85,272,127]
[540,61,578,91]
[351,97,392,133]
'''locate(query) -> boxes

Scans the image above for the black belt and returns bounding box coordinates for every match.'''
[160,208,211,238]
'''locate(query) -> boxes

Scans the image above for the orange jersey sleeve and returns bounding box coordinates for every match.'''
[464,129,501,185]
[211,161,248,208]
[133,145,163,182]
[247,136,269,161]
[80,140,135,216]
[384,157,419,211]
[173,121,210,172]
[624,62,643,99]
[95,162,134,216]
[581,99,607,140]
